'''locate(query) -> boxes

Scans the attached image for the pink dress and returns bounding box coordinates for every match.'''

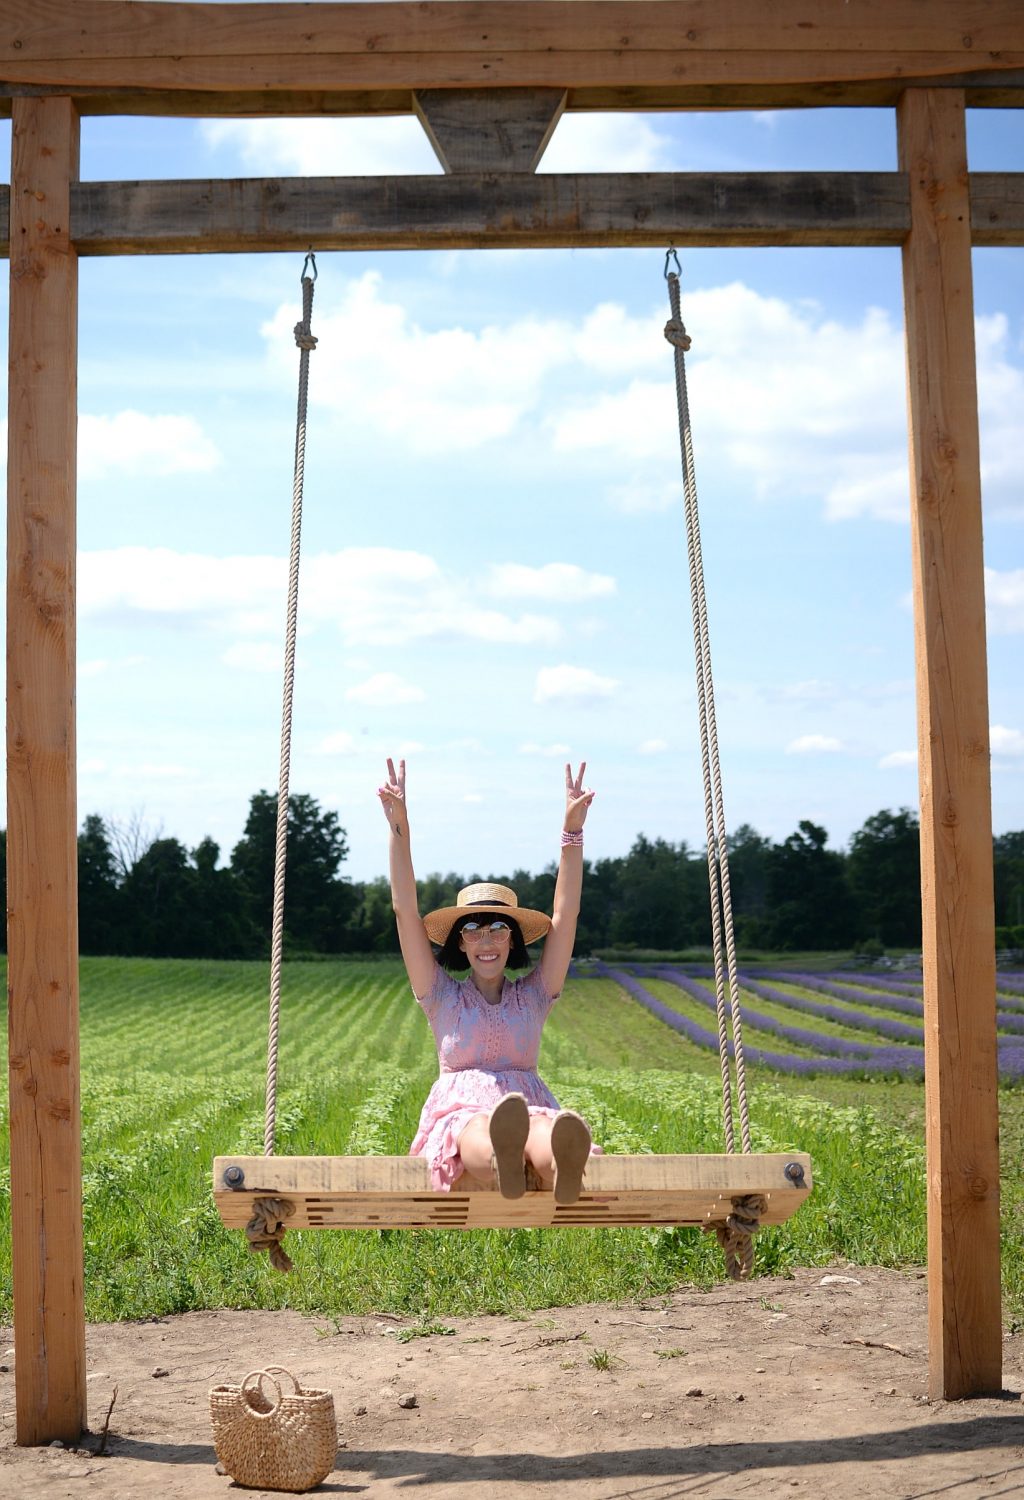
[409,962,565,1190]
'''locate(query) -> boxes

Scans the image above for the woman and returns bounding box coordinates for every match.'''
[378,756,596,1203]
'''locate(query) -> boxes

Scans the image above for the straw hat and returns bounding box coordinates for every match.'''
[422,882,552,946]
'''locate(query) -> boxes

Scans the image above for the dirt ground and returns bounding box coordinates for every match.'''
[3,1267,1024,1500]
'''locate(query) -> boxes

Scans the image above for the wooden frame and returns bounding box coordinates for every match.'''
[4,0,1010,1438]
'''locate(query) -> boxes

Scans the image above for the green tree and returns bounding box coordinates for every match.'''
[765,820,854,950]
[609,834,709,950]
[78,813,121,954]
[994,830,1024,934]
[230,790,353,953]
[119,836,197,957]
[847,807,922,947]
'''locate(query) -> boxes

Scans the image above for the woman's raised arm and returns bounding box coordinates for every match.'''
[539,762,595,999]
[379,757,436,1000]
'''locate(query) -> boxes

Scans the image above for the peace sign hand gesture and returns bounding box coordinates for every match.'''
[563,761,595,833]
[378,756,407,835]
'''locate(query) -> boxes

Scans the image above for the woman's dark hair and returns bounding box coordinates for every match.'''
[435,912,531,973]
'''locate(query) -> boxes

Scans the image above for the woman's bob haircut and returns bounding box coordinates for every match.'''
[435,912,531,973]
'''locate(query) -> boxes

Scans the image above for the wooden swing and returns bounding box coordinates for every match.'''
[213,254,812,1276]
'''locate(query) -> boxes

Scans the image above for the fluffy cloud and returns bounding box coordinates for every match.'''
[78,545,562,650]
[75,412,220,480]
[879,749,917,769]
[316,730,358,755]
[222,642,283,673]
[201,117,440,176]
[786,734,844,754]
[534,664,619,705]
[638,738,669,755]
[986,568,1024,634]
[991,725,1024,757]
[345,672,426,707]
[487,563,615,603]
[540,114,675,173]
[519,741,572,756]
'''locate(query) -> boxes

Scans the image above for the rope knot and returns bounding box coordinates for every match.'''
[704,1192,766,1281]
[245,1196,296,1273]
[664,318,691,352]
[294,322,318,352]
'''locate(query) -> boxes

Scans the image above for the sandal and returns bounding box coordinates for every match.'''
[551,1111,591,1205]
[488,1093,530,1199]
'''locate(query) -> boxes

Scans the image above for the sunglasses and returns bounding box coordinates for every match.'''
[460,920,512,941]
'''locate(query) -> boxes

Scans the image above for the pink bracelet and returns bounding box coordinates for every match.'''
[561,829,584,847]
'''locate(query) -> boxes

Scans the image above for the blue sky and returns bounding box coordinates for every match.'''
[3,102,1021,881]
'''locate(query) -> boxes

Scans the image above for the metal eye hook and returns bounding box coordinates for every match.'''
[301,250,318,282]
[664,246,681,280]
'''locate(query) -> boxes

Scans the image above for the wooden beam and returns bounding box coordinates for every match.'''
[7,95,85,1447]
[897,88,1001,1403]
[0,1,1022,112]
[414,87,566,173]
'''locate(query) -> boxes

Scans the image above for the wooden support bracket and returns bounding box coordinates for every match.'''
[414,87,566,173]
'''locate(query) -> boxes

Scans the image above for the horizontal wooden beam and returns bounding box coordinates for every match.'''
[0,172,1019,255]
[1,1,1023,114]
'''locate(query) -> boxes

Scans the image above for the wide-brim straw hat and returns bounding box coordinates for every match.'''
[422,882,552,946]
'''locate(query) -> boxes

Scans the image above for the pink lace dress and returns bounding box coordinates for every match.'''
[410,962,566,1190]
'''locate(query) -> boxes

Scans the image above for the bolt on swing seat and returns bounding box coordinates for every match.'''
[212,251,812,1279]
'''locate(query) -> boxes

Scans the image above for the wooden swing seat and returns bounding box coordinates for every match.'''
[213,1151,812,1231]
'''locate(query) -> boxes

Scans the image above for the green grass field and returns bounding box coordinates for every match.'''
[0,957,1021,1325]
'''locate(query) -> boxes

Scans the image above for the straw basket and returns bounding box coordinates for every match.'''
[209,1366,336,1492]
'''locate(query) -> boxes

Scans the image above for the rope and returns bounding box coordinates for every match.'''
[245,1197,296,1273]
[704,1194,766,1280]
[264,254,318,1158]
[663,252,752,1155]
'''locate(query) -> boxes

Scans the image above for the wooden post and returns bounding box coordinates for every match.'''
[7,95,85,1445]
[897,87,1001,1401]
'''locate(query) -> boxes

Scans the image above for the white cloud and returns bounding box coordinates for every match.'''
[779,679,840,704]
[80,758,108,775]
[346,672,426,707]
[519,741,572,757]
[316,730,358,756]
[131,763,193,779]
[263,271,573,454]
[786,734,844,755]
[638,738,669,755]
[463,793,484,804]
[79,411,220,480]
[986,568,1024,634]
[534,664,619,705]
[540,114,674,173]
[991,725,1024,757]
[487,562,615,603]
[607,479,679,515]
[201,117,440,177]
[879,749,918,769]
[222,642,283,673]
[78,545,561,650]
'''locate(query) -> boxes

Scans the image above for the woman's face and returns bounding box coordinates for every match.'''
[458,918,513,980]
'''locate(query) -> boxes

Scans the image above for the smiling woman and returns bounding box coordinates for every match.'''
[379,755,598,1202]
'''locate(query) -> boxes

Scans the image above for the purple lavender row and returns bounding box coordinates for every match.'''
[599,964,928,1079]
[656,967,914,1056]
[779,970,1024,1032]
[601,965,1024,1082]
[824,971,923,995]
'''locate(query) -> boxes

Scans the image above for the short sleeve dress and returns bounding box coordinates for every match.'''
[409,962,565,1190]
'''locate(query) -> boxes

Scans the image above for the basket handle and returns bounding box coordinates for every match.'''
[261,1365,302,1395]
[240,1369,284,1418]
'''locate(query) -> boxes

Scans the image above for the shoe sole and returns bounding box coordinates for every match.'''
[551,1112,591,1205]
[489,1094,529,1199]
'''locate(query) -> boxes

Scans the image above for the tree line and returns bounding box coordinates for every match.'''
[0,792,1021,959]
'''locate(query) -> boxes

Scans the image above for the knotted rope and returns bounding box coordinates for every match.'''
[663,249,752,1159]
[245,1197,296,1273]
[704,1194,767,1280]
[264,254,317,1166]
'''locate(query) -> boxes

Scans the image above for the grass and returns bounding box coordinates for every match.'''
[0,955,1021,1325]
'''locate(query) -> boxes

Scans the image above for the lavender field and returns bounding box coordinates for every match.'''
[600,963,1024,1082]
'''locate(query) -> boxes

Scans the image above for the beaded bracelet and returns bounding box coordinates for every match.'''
[561,829,584,847]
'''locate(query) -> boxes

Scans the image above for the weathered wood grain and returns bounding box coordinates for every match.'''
[7,95,85,1447]
[414,87,566,173]
[213,1152,813,1230]
[898,87,1001,1403]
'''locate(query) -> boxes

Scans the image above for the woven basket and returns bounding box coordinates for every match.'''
[209,1366,336,1492]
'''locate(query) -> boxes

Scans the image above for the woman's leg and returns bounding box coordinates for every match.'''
[524,1116,556,1188]
[456,1113,497,1187]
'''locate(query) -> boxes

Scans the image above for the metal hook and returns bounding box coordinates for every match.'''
[664,246,681,280]
[301,250,318,282]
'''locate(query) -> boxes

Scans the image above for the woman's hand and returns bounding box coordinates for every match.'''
[378,756,407,834]
[563,761,595,833]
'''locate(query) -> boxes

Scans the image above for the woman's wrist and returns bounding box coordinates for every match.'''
[561,829,584,847]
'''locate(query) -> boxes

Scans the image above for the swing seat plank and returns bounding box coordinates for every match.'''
[213,1151,811,1231]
